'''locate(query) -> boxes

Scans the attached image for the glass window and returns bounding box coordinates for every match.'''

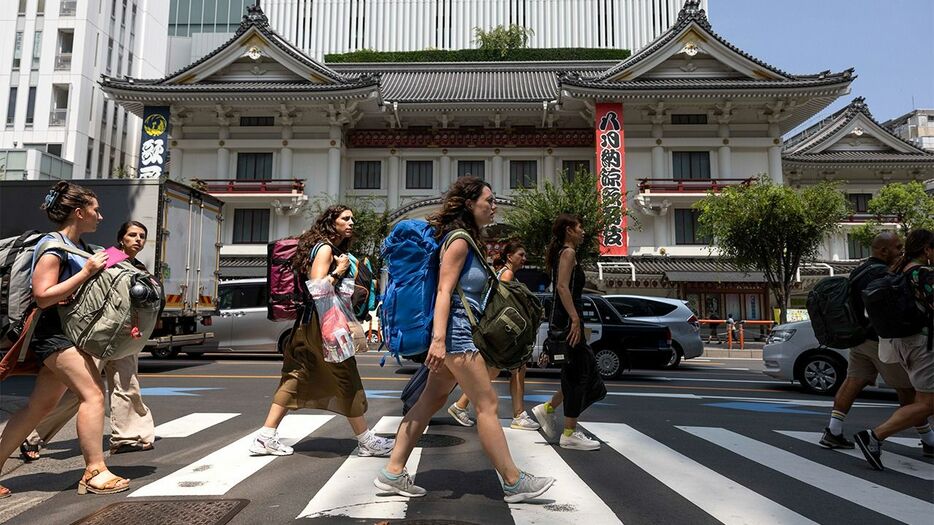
[457,160,485,180]
[645,300,677,316]
[674,209,709,245]
[18,0,27,15]
[25,86,36,126]
[32,32,43,70]
[593,298,622,324]
[580,298,601,324]
[509,160,537,189]
[848,193,871,214]
[232,209,270,244]
[561,160,590,182]
[130,3,137,34]
[353,160,381,189]
[47,143,62,157]
[6,87,17,126]
[405,160,433,189]
[606,297,652,318]
[671,114,708,125]
[37,0,46,15]
[106,38,114,74]
[236,152,273,180]
[121,0,127,25]
[13,32,23,70]
[239,116,275,126]
[847,234,870,260]
[220,283,266,309]
[672,151,710,180]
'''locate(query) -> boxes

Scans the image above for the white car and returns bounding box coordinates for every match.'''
[603,295,704,368]
[763,320,855,395]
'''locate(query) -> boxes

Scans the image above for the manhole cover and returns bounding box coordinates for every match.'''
[71,499,249,525]
[414,434,465,448]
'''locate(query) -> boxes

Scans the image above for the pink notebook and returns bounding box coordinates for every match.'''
[103,246,130,268]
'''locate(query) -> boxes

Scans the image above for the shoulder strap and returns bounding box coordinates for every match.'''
[37,240,95,260]
[442,229,493,328]
[849,261,886,284]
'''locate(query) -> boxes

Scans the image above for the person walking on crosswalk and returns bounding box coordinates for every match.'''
[375,177,554,502]
[249,205,394,459]
[817,232,933,453]
[532,214,606,451]
[856,229,934,470]
[447,240,540,431]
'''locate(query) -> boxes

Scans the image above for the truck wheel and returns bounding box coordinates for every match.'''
[150,347,179,359]
[795,352,846,395]
[595,348,623,380]
[660,344,683,370]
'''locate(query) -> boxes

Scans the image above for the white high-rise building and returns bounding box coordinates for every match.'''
[167,0,704,72]
[0,0,169,180]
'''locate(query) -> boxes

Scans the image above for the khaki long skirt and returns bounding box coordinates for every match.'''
[272,308,368,417]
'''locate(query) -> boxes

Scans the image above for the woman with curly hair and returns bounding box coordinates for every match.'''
[248,205,394,458]
[374,176,554,503]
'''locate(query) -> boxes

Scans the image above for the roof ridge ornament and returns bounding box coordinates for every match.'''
[237,3,270,35]
[677,0,711,30]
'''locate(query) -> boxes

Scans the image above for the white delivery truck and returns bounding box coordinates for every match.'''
[0,178,224,357]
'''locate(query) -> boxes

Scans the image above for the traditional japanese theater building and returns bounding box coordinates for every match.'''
[102,1,899,321]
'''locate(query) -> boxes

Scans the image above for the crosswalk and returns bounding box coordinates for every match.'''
[104,412,934,523]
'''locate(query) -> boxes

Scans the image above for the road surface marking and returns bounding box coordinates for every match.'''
[603,391,898,408]
[130,414,334,497]
[586,422,815,525]
[777,431,934,481]
[680,426,934,525]
[297,416,424,520]
[502,420,621,525]
[154,413,239,438]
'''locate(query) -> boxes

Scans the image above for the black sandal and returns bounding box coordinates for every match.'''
[19,442,40,462]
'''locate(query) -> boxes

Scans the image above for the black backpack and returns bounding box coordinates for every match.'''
[806,263,883,348]
[862,270,930,341]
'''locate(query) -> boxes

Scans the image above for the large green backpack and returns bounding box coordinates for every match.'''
[36,242,162,361]
[443,230,544,370]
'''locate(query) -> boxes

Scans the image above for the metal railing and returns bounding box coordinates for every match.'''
[638,178,755,193]
[842,213,900,224]
[59,0,77,16]
[191,178,305,194]
[49,108,68,127]
[54,53,72,70]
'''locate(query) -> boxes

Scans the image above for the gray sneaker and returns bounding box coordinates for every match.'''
[503,471,555,503]
[358,432,395,457]
[374,468,427,498]
[447,403,476,427]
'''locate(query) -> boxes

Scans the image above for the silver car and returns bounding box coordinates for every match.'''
[603,295,703,368]
[182,278,293,356]
[762,320,850,395]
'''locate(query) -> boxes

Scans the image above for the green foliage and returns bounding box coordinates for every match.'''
[847,182,934,251]
[474,24,534,56]
[324,47,631,63]
[695,178,850,323]
[306,194,390,267]
[503,169,637,266]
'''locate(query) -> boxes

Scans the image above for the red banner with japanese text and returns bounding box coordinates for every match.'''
[595,103,627,256]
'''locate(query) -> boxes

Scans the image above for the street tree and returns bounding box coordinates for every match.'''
[503,169,635,265]
[848,181,934,249]
[695,178,849,323]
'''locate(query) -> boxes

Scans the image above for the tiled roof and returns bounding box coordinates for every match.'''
[99,79,380,93]
[783,151,934,164]
[590,256,859,277]
[560,74,853,92]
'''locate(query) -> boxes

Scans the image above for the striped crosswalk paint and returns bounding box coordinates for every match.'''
[586,422,815,525]
[153,413,240,438]
[130,414,334,497]
[680,426,934,525]
[502,421,622,525]
[297,416,424,520]
[777,431,934,481]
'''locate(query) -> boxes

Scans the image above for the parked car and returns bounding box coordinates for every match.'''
[180,279,292,357]
[529,293,672,379]
[763,320,850,395]
[603,295,703,369]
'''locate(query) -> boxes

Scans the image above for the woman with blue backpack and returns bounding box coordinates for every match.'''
[375,176,555,503]
[248,205,394,459]
[0,181,131,497]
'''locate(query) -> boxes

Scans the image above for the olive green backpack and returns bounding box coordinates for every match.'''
[443,230,544,370]
[36,241,162,360]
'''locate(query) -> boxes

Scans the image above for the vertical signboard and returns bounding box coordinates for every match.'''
[138,106,170,179]
[595,103,627,256]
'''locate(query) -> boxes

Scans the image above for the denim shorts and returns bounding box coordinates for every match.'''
[445,304,479,354]
[30,309,76,363]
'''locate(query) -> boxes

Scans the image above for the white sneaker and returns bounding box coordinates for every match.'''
[358,431,395,457]
[510,411,541,431]
[559,430,600,451]
[531,403,558,438]
[447,403,476,427]
[249,431,294,456]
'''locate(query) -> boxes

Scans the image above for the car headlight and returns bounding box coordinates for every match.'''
[767,329,796,344]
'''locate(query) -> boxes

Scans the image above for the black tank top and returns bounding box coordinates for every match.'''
[550,246,584,329]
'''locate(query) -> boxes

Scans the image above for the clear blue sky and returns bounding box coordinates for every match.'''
[708,0,934,135]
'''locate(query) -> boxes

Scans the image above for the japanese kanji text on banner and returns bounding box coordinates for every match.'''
[138,106,170,179]
[595,103,628,256]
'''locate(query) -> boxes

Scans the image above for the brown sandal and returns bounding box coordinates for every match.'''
[0,485,11,499]
[76,469,130,495]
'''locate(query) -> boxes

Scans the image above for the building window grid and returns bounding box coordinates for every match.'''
[37,0,45,15]
[848,193,872,214]
[671,114,708,125]
[405,160,433,189]
[236,152,273,180]
[509,160,538,189]
[25,86,36,127]
[239,116,275,126]
[353,161,381,189]
[672,151,711,180]
[847,235,871,260]
[18,0,27,16]
[457,160,485,180]
[561,160,591,182]
[106,38,114,74]
[6,87,17,127]
[233,209,271,244]
[32,32,42,70]
[675,209,710,245]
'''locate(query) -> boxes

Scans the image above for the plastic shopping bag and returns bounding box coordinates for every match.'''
[307,278,357,363]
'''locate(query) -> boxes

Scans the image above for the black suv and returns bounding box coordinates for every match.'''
[530,293,672,379]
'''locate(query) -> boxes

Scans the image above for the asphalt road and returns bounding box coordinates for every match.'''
[0,351,931,524]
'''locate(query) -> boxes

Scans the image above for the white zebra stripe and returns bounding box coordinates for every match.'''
[777,431,934,481]
[153,413,240,438]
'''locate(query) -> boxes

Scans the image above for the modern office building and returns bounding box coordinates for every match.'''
[883,108,934,153]
[0,0,169,179]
